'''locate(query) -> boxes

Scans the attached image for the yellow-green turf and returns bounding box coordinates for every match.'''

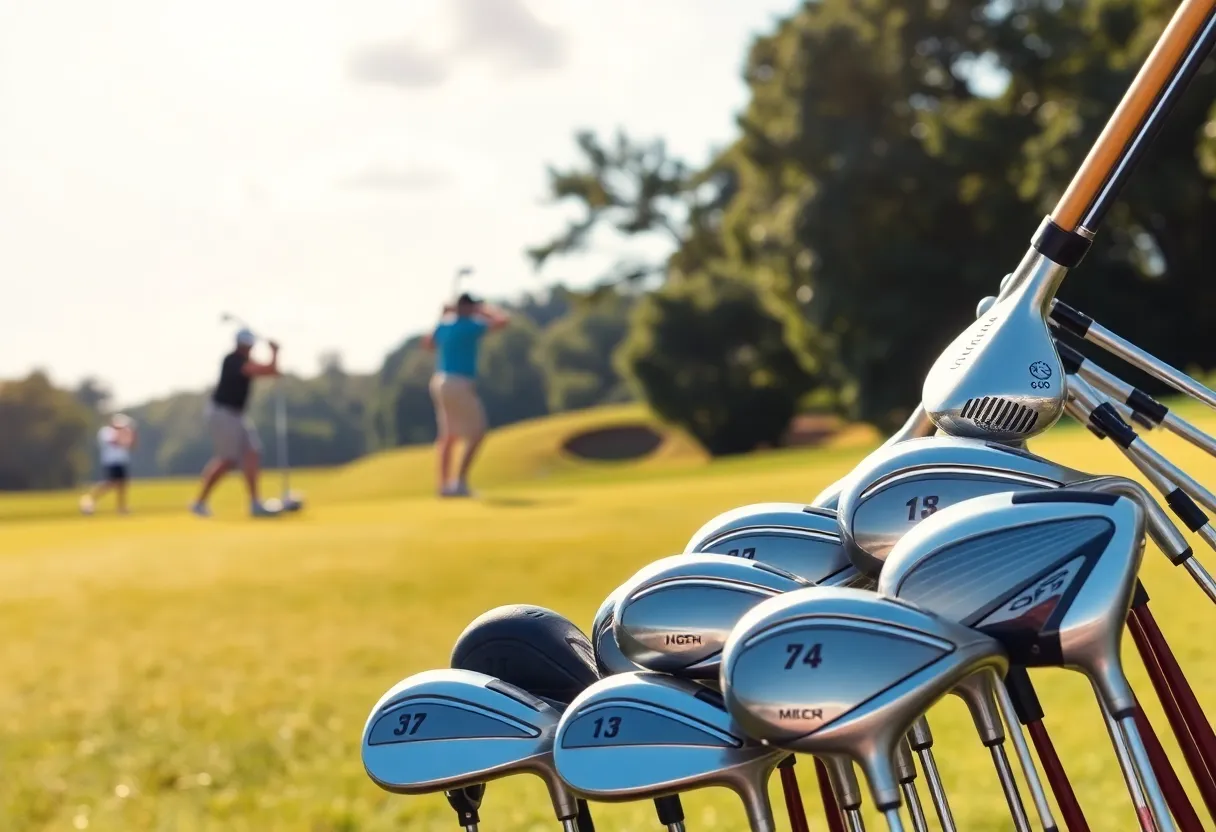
[2,403,1214,831]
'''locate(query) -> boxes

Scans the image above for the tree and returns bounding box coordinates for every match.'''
[0,372,93,490]
[477,320,550,428]
[528,130,737,290]
[532,291,634,412]
[617,270,817,456]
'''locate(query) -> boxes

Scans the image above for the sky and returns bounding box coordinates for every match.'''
[0,0,799,406]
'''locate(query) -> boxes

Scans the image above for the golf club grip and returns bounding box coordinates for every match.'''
[1132,699,1205,832]
[1025,721,1091,832]
[652,795,684,826]
[779,763,811,832]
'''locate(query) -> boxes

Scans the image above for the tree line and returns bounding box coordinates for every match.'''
[6,0,1216,489]
[0,288,637,490]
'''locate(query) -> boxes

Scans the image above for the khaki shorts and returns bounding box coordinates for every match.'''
[430,374,487,439]
[206,403,261,463]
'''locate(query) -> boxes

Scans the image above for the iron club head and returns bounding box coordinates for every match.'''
[362,669,579,824]
[721,586,1008,818]
[554,671,787,832]
[613,554,810,678]
[684,504,862,586]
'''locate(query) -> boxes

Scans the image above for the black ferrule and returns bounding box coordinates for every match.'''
[1127,388,1168,425]
[1132,580,1150,609]
[1032,216,1092,267]
[1050,300,1094,338]
[1089,403,1136,449]
[1166,487,1209,533]
[1054,340,1085,375]
[1004,665,1044,724]
[654,795,684,826]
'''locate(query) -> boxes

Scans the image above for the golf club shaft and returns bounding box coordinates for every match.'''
[1049,0,1216,232]
[844,810,865,832]
[993,678,1059,831]
[900,782,929,832]
[989,744,1033,832]
[1079,6,1216,231]
[1027,720,1091,832]
[779,762,811,832]
[1129,605,1216,794]
[1128,611,1216,820]
[905,718,957,832]
[1002,665,1089,832]
[1098,694,1155,832]
[882,807,906,832]
[1053,299,1216,413]
[1119,712,1180,832]
[814,759,847,832]
[1132,699,1206,832]
[1077,357,1216,458]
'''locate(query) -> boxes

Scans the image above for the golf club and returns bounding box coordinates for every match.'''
[683,504,865,587]
[451,604,685,832]
[878,490,1178,832]
[923,0,1216,441]
[554,672,789,832]
[722,585,1009,832]
[362,668,582,832]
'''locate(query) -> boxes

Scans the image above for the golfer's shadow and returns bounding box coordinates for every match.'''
[479,495,565,508]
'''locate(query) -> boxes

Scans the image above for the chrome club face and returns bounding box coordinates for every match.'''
[592,586,641,676]
[362,669,580,828]
[614,554,810,678]
[554,672,787,832]
[877,490,1176,832]
[684,503,862,586]
[923,251,1067,441]
[837,435,1190,579]
[721,586,1008,828]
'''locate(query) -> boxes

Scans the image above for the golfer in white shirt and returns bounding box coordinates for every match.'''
[80,413,137,515]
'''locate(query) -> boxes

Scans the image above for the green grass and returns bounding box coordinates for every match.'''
[2,405,1215,831]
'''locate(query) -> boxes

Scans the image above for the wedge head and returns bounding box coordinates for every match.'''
[685,503,861,586]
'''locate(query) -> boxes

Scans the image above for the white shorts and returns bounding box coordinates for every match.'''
[430,374,487,439]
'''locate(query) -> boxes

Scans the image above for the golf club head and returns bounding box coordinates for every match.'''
[810,405,939,510]
[613,554,810,678]
[554,671,785,832]
[451,605,599,705]
[362,668,578,821]
[837,436,1084,577]
[721,585,1008,811]
[923,252,1067,440]
[878,489,1146,714]
[684,504,862,586]
[281,491,305,512]
[592,586,640,676]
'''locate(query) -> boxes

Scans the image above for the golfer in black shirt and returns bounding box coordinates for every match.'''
[190,328,280,517]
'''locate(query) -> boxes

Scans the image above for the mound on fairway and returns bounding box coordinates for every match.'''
[319,404,707,503]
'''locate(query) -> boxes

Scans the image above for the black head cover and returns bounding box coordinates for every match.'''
[451,605,600,705]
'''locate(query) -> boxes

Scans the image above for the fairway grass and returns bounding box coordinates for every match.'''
[2,411,1215,830]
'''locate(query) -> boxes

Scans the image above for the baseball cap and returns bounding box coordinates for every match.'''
[456,293,480,305]
[236,328,257,346]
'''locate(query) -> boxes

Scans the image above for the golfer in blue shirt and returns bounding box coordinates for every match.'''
[424,293,510,497]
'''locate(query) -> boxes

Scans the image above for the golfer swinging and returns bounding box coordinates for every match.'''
[79,413,137,515]
[424,293,510,497]
[190,328,281,517]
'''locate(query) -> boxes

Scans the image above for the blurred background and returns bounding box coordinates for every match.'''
[3,0,1216,489]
